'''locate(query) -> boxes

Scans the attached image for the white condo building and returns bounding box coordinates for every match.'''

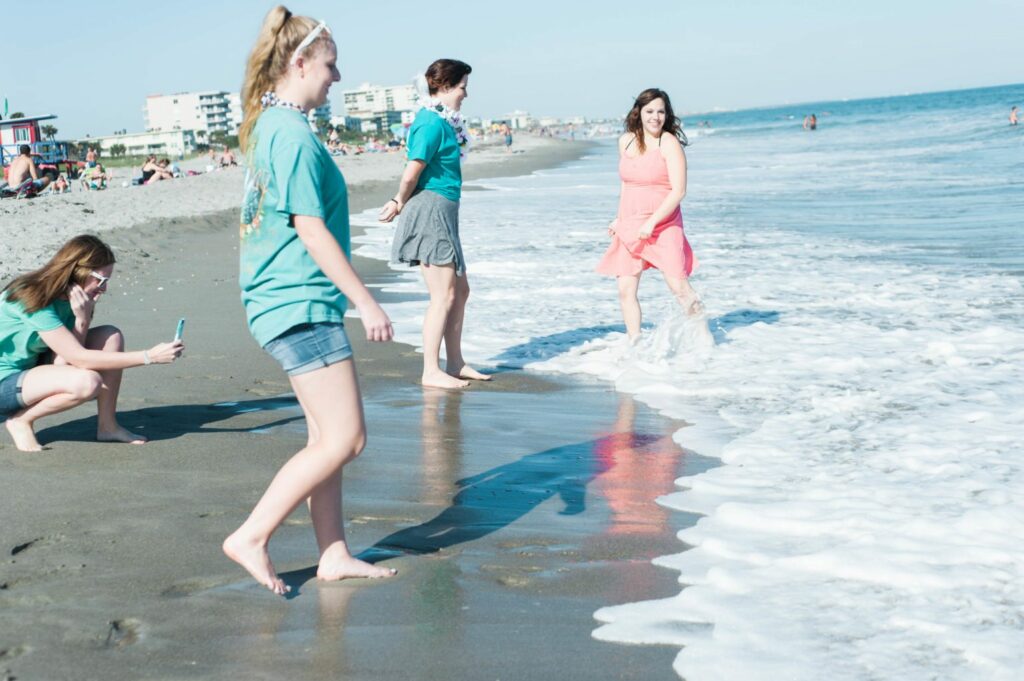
[144,91,325,136]
[144,91,239,135]
[342,83,418,132]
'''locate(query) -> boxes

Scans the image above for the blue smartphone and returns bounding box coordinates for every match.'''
[174,318,185,341]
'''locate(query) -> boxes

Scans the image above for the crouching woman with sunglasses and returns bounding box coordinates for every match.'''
[0,234,184,451]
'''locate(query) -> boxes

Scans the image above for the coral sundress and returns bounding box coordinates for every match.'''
[596,139,697,279]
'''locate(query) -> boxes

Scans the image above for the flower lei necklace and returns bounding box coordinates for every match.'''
[260,91,306,114]
[425,99,471,160]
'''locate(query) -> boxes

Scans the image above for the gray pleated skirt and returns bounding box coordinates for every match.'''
[391,189,465,276]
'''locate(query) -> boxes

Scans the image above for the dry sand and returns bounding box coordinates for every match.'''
[0,135,705,680]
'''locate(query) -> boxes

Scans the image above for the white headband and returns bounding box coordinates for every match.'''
[290,20,331,65]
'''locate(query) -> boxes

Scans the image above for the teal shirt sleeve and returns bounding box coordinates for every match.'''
[272,141,324,219]
[23,303,66,332]
[408,117,443,163]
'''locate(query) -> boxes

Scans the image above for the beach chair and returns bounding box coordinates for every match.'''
[0,178,39,199]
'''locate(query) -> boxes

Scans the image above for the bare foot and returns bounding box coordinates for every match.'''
[449,364,492,381]
[318,544,397,581]
[680,293,705,317]
[97,425,148,445]
[222,531,290,595]
[5,419,43,452]
[422,369,469,389]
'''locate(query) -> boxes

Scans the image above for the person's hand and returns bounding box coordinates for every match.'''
[637,220,655,240]
[607,218,619,237]
[147,340,184,364]
[67,284,95,323]
[357,300,394,342]
[378,198,402,223]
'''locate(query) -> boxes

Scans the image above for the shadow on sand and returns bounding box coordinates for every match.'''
[363,433,660,559]
[35,395,304,446]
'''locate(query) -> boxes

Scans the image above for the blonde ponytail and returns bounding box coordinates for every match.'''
[238,6,324,151]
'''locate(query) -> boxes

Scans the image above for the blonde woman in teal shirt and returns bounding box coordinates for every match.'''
[224,6,397,596]
[379,58,491,389]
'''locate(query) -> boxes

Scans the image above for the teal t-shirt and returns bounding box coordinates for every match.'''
[239,107,351,347]
[0,294,74,381]
[407,108,462,202]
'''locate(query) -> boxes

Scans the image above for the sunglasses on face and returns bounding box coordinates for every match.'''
[89,271,111,288]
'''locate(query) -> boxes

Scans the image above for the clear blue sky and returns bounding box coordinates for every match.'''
[5,0,1022,138]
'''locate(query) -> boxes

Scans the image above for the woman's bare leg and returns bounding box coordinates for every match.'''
[291,379,390,580]
[222,359,395,595]
[420,264,469,389]
[4,365,102,451]
[83,325,146,444]
[617,274,643,341]
[662,274,704,316]
[444,274,489,381]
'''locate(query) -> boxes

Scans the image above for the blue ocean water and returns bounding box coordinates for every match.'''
[353,83,1024,681]
[687,83,1024,271]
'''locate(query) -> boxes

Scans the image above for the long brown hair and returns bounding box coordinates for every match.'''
[3,235,115,314]
[625,88,688,154]
[238,6,329,151]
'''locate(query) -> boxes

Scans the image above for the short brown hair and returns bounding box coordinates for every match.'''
[425,59,472,95]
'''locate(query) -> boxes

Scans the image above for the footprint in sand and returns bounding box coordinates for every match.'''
[9,533,66,557]
[104,619,142,649]
[0,645,30,662]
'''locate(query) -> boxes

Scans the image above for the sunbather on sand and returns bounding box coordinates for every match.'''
[4,145,51,196]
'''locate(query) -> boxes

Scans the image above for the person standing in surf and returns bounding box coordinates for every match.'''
[378,58,490,389]
[597,88,703,343]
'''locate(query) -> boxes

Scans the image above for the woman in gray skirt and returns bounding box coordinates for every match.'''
[379,58,489,389]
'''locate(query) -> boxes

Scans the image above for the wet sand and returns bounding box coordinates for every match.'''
[0,142,709,680]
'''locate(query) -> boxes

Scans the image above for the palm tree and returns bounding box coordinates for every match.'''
[41,124,58,140]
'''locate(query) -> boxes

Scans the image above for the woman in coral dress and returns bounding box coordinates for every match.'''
[597,88,703,342]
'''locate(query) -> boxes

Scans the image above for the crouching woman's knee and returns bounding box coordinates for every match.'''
[87,325,125,352]
[71,369,103,401]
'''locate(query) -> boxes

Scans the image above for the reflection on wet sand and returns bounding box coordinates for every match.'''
[421,389,464,507]
[588,392,687,604]
[595,393,684,537]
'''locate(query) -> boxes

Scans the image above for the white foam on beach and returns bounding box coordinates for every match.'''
[351,114,1024,680]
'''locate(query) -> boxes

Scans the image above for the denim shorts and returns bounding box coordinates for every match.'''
[263,322,353,376]
[0,371,28,419]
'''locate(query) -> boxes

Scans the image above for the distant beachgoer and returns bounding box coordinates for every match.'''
[1011,106,1019,126]
[379,58,489,389]
[87,163,109,190]
[500,123,513,152]
[139,155,161,184]
[596,88,703,342]
[220,146,237,167]
[85,147,98,168]
[0,235,184,451]
[52,174,69,193]
[5,145,51,195]
[225,5,398,596]
[142,158,173,184]
[803,113,817,131]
